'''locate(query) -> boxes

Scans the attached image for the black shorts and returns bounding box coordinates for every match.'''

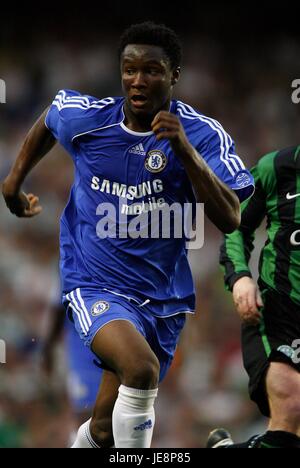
[242,282,300,417]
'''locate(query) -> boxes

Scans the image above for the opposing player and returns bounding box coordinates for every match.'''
[2,22,254,448]
[41,301,102,432]
[208,146,300,448]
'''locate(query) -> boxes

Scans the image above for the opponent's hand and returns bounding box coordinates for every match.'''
[151,111,192,156]
[232,277,263,325]
[2,189,42,218]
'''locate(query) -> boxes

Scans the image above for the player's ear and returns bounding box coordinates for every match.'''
[171,67,181,86]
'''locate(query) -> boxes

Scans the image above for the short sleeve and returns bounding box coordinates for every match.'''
[44,89,115,152]
[197,124,255,203]
[45,89,83,150]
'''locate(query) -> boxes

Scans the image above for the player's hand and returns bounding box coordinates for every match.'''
[151,111,192,156]
[2,188,42,218]
[232,277,263,325]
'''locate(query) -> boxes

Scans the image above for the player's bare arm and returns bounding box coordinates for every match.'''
[152,111,241,233]
[41,304,66,376]
[2,108,56,217]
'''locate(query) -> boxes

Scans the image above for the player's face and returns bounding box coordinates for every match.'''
[121,44,180,118]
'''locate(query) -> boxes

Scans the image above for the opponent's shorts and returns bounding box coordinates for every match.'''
[64,318,102,413]
[242,282,300,417]
[63,288,186,383]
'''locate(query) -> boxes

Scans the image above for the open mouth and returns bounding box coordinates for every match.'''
[130,95,148,107]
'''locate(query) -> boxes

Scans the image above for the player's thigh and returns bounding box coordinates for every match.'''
[91,319,160,381]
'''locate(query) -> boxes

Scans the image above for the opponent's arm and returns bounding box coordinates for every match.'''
[151,111,240,234]
[220,166,267,324]
[41,303,65,376]
[2,108,56,217]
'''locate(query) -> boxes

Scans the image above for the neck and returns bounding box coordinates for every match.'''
[123,100,171,133]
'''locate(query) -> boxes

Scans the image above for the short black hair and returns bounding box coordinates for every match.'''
[118,21,182,69]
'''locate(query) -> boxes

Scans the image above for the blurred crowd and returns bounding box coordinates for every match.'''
[0,28,299,447]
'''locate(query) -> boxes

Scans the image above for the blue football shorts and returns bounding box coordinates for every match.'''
[62,288,186,382]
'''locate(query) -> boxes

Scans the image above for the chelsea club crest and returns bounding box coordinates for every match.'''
[91,301,110,317]
[145,150,167,173]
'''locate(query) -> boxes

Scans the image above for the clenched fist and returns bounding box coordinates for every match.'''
[2,186,42,218]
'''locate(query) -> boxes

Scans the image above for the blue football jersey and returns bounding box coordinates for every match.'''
[45,90,254,317]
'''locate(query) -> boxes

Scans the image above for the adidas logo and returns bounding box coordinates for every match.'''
[129,143,146,156]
